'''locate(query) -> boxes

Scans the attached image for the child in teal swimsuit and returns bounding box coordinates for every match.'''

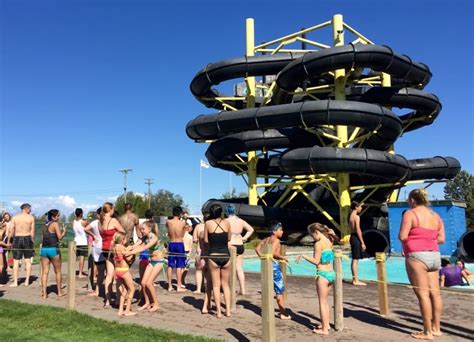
[126,221,163,312]
[297,222,339,336]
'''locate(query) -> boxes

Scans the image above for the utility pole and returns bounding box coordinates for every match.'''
[144,178,154,208]
[119,169,133,203]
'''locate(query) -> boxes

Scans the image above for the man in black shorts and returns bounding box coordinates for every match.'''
[9,203,35,287]
[349,201,367,286]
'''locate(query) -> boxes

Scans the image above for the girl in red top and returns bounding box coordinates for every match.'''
[399,189,445,340]
[99,202,125,308]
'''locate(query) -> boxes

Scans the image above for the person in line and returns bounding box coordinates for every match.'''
[349,201,367,286]
[166,206,189,292]
[193,212,209,294]
[181,224,194,289]
[119,203,139,245]
[127,221,164,312]
[137,209,157,293]
[297,223,339,335]
[112,231,136,316]
[456,259,473,284]
[439,259,469,287]
[399,188,444,340]
[0,212,12,286]
[73,208,91,278]
[203,204,231,318]
[99,202,126,308]
[225,204,254,295]
[9,203,35,287]
[86,207,105,297]
[255,221,291,320]
[40,209,67,298]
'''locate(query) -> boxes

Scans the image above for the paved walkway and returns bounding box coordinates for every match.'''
[1,263,473,341]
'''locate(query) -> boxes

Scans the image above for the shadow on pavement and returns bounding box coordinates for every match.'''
[226,328,251,342]
[394,310,474,340]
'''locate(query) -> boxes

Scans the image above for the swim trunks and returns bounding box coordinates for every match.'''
[350,233,366,260]
[273,261,285,295]
[168,242,186,269]
[12,236,34,260]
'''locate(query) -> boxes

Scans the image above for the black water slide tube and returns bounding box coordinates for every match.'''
[187,44,460,235]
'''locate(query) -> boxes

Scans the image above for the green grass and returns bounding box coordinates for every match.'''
[0,299,221,342]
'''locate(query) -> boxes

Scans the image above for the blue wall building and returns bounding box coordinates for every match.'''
[388,201,467,256]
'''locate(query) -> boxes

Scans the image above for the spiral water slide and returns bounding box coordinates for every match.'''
[186,44,460,237]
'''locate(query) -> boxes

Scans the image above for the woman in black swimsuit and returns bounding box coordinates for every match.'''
[203,204,232,318]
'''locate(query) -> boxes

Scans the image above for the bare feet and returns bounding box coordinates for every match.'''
[124,311,137,316]
[279,314,292,320]
[176,288,187,293]
[58,291,66,297]
[352,280,367,286]
[87,291,99,297]
[314,324,331,331]
[201,309,209,314]
[138,304,150,311]
[24,282,30,287]
[410,331,433,340]
[9,283,18,287]
[149,305,160,312]
[41,293,48,299]
[216,312,222,319]
[103,301,111,309]
[432,331,443,337]
[168,287,175,292]
[193,290,202,294]
[118,311,124,316]
[313,328,329,335]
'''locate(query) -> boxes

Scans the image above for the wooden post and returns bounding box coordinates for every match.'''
[261,244,276,342]
[376,252,390,316]
[230,246,237,311]
[333,247,344,331]
[67,241,76,310]
[280,245,287,302]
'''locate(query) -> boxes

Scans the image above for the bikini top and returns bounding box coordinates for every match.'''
[142,232,160,252]
[319,241,334,264]
[404,210,440,254]
[208,220,229,255]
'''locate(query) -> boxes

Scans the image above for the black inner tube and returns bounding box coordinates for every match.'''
[460,231,474,260]
[362,230,389,257]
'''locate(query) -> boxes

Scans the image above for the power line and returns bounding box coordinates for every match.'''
[1,188,122,197]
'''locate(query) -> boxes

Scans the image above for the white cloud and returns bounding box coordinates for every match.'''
[7,195,97,216]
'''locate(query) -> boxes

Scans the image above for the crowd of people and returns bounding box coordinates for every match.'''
[0,187,471,339]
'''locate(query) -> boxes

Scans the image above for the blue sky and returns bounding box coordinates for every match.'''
[1,0,473,215]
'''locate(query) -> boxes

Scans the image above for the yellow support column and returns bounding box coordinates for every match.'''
[382,73,399,203]
[246,18,258,205]
[333,14,351,236]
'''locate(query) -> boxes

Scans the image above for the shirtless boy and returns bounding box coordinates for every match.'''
[166,206,190,292]
[255,221,291,320]
[119,203,139,244]
[9,203,35,287]
[349,201,367,286]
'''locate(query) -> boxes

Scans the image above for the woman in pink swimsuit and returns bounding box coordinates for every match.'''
[399,188,445,340]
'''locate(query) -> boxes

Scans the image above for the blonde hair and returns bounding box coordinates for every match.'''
[408,188,429,206]
[113,231,126,245]
[307,222,339,244]
[100,202,114,225]
[143,221,158,236]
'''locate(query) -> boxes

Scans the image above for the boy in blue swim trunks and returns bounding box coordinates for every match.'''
[166,206,190,292]
[255,221,291,320]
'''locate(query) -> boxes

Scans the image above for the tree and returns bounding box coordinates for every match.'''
[444,170,474,228]
[222,188,247,199]
[150,189,186,217]
[114,192,148,217]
